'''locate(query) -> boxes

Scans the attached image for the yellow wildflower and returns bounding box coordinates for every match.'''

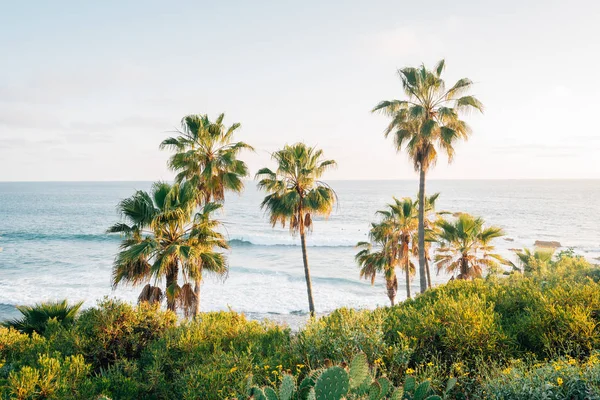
[557,377,563,386]
[568,358,577,365]
[427,362,434,367]
[229,366,238,373]
[406,368,415,375]
[554,365,562,371]
[502,367,512,375]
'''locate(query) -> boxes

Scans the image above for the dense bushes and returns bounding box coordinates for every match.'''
[1,258,599,399]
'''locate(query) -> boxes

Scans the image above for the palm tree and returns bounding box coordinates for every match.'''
[355,241,397,305]
[356,197,420,304]
[256,143,337,316]
[373,60,483,293]
[160,113,253,203]
[160,113,252,316]
[2,300,83,335]
[108,182,228,317]
[434,213,508,280]
[515,247,555,275]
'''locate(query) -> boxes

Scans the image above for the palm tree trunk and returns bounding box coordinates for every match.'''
[405,259,411,299]
[418,167,427,292]
[193,276,201,317]
[386,273,397,306]
[425,255,432,289]
[300,229,316,317]
[166,268,178,312]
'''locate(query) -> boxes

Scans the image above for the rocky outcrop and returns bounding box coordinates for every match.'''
[534,240,561,248]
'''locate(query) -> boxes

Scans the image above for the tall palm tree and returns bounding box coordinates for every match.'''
[373,60,483,292]
[256,143,337,316]
[434,213,508,280]
[160,113,252,316]
[108,182,228,317]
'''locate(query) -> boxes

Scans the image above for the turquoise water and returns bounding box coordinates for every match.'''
[1,180,599,321]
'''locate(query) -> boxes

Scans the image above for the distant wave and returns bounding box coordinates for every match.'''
[0,232,119,243]
[228,237,356,248]
[229,265,370,288]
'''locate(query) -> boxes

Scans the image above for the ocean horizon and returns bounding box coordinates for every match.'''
[1,179,599,324]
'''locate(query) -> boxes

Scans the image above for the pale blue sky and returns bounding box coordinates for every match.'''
[1,0,599,180]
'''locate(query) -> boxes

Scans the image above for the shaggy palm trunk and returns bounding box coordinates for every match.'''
[193,276,201,317]
[300,227,316,317]
[460,256,469,279]
[166,268,178,312]
[405,259,411,299]
[418,168,427,292]
[425,256,432,289]
[386,273,397,306]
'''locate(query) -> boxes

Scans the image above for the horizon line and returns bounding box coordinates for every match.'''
[1,178,600,183]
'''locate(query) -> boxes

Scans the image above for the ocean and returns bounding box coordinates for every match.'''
[1,180,599,324]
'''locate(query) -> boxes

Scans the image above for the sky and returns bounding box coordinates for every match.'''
[1,0,599,181]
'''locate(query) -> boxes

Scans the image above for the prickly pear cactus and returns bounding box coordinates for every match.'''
[298,375,316,399]
[250,387,267,400]
[390,388,404,400]
[349,353,370,389]
[403,375,416,393]
[368,380,381,400]
[413,381,431,400]
[377,377,392,399]
[314,366,349,400]
[264,387,278,400]
[279,374,295,400]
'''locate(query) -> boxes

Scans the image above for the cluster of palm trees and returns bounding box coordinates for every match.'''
[356,203,509,306]
[108,59,509,317]
[109,115,337,317]
[109,114,251,317]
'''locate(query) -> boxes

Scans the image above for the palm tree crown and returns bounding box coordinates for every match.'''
[108,182,228,317]
[160,113,253,203]
[434,213,508,280]
[256,143,337,233]
[372,60,483,172]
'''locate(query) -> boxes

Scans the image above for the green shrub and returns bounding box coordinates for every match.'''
[75,298,177,370]
[384,283,509,366]
[479,353,600,399]
[139,311,292,399]
[295,308,402,372]
[1,353,93,400]
[1,300,83,336]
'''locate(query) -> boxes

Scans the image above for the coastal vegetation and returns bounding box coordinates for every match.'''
[1,255,599,399]
[2,61,598,400]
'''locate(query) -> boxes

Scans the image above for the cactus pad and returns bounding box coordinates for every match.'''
[314,366,349,400]
[349,353,370,389]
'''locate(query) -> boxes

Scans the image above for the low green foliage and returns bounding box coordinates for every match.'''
[1,259,599,399]
[1,300,83,335]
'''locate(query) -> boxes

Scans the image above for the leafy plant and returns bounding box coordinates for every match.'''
[2,300,83,335]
